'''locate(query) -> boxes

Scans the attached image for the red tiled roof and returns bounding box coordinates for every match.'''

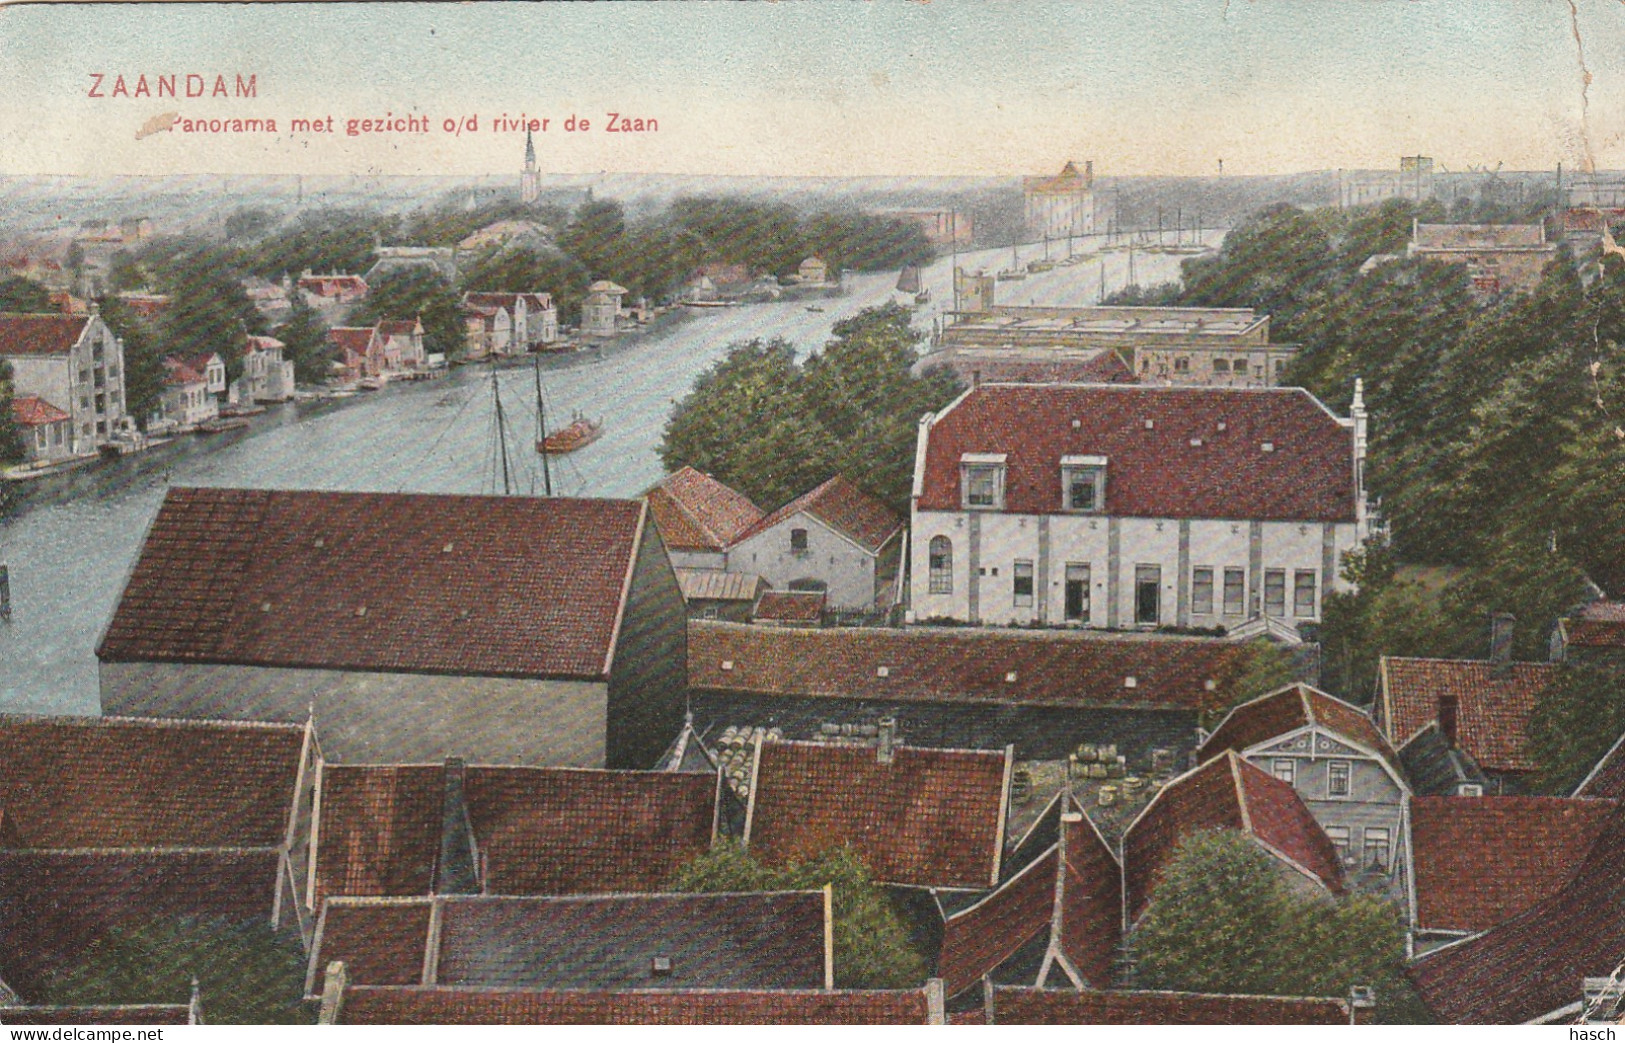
[312,766,444,912]
[0,1006,194,1025]
[327,327,378,355]
[1198,684,1399,773]
[464,766,717,894]
[300,274,368,294]
[1409,801,1625,1024]
[336,986,933,1025]
[736,476,903,554]
[1123,751,1341,921]
[1577,731,1625,799]
[1567,601,1625,649]
[312,892,829,993]
[1056,812,1123,989]
[689,620,1249,712]
[745,740,1009,889]
[377,319,421,337]
[244,335,285,352]
[308,899,435,995]
[938,846,1058,996]
[462,293,516,311]
[1409,796,1615,933]
[0,715,306,849]
[0,313,89,356]
[917,384,1357,521]
[9,395,68,426]
[988,986,1352,1025]
[97,488,646,679]
[1379,657,1556,773]
[163,356,204,386]
[753,590,825,622]
[645,468,764,551]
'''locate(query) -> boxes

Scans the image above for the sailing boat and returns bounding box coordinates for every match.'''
[997,243,1026,281]
[896,264,929,306]
[1028,235,1056,273]
[534,355,602,456]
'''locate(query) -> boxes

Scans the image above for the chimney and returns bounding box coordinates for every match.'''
[877,717,897,765]
[1489,612,1515,676]
[435,758,480,895]
[1438,694,1459,747]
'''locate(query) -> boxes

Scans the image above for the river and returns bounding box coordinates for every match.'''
[0,237,1202,714]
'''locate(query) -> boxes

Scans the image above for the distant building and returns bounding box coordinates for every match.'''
[457,220,552,256]
[237,335,295,403]
[297,271,369,306]
[926,305,1297,388]
[1408,221,1558,297]
[377,318,428,372]
[1338,156,1437,209]
[327,326,383,381]
[158,353,223,428]
[97,488,688,769]
[460,292,558,358]
[364,246,457,284]
[115,292,171,320]
[796,256,830,286]
[0,312,128,455]
[908,382,1371,634]
[1024,161,1096,242]
[882,208,972,247]
[520,129,542,205]
[8,395,74,466]
[582,280,627,338]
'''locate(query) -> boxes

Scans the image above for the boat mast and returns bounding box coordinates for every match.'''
[492,366,513,496]
[534,355,552,497]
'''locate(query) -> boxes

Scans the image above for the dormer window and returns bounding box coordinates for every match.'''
[960,453,1006,510]
[1060,455,1107,513]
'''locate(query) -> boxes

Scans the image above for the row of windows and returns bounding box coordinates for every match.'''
[1271,757,1352,798]
[924,538,1319,619]
[1324,823,1391,871]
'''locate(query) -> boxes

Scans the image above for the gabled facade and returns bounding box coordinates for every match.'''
[1408,221,1557,298]
[1197,684,1410,901]
[1023,160,1096,240]
[9,395,74,465]
[730,476,905,613]
[644,467,766,571]
[582,280,627,338]
[239,334,295,402]
[376,319,427,372]
[460,292,559,358]
[159,354,222,428]
[97,488,688,769]
[298,271,369,305]
[908,382,1370,633]
[0,312,129,455]
[327,326,384,380]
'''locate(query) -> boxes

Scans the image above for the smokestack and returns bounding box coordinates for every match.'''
[1438,695,1459,747]
[1490,613,1515,676]
[877,717,897,765]
[435,757,480,895]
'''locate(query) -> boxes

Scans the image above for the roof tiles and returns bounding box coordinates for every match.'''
[0,313,89,357]
[735,476,903,554]
[335,985,934,1025]
[1380,657,1555,773]
[644,467,764,552]
[988,986,1352,1025]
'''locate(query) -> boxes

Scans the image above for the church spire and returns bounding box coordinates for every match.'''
[520,130,540,205]
[524,129,536,168]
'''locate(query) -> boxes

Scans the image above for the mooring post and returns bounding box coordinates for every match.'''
[0,562,10,622]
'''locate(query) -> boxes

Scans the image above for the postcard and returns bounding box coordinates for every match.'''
[1,0,1624,1029]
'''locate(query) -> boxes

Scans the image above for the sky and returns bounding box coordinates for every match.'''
[1,0,1624,178]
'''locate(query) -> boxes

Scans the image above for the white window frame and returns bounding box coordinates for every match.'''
[1272,758,1295,786]
[1327,759,1352,799]
[927,536,953,595]
[1294,570,1318,618]
[1060,455,1107,513]
[1222,568,1245,616]
[1012,560,1034,607]
[960,453,1007,510]
[1191,567,1214,616]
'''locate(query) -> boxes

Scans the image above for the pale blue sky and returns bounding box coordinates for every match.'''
[0,0,1620,177]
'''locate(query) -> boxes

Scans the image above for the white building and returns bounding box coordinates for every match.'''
[1023,161,1096,242]
[237,335,295,403]
[582,281,627,338]
[461,292,559,358]
[907,382,1371,636]
[159,354,222,428]
[0,312,128,455]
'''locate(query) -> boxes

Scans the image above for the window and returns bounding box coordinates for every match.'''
[1013,560,1034,607]
[1363,827,1391,871]
[1213,358,1229,373]
[790,528,809,555]
[1060,456,1107,513]
[928,536,953,595]
[1191,567,1214,615]
[1064,563,1090,622]
[1264,569,1286,616]
[1135,565,1161,625]
[1272,758,1295,786]
[960,456,1006,509]
[1294,570,1318,617]
[700,606,719,620]
[1223,568,1245,616]
[1328,760,1351,798]
[34,428,45,449]
[1326,826,1351,864]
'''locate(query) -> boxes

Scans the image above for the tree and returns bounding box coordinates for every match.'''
[1206,640,1299,726]
[1130,830,1428,1024]
[0,276,52,313]
[348,267,462,357]
[274,294,332,385]
[42,916,312,1025]
[0,358,24,465]
[459,246,590,325]
[1527,657,1625,794]
[669,842,926,989]
[1318,541,1467,701]
[157,247,263,388]
[97,297,165,429]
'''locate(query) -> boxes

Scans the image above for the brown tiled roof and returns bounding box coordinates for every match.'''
[674,568,766,603]
[752,590,825,622]
[336,985,933,1025]
[645,468,764,551]
[1379,657,1555,773]
[938,846,1058,996]
[0,1006,194,1025]
[326,327,377,355]
[377,319,421,336]
[917,384,1356,521]
[1123,751,1341,922]
[745,740,1009,889]
[308,899,435,996]
[0,715,305,849]
[312,766,443,912]
[1577,731,1625,798]
[0,313,89,357]
[244,335,285,352]
[689,620,1248,712]
[1022,161,1093,195]
[1566,601,1625,649]
[1056,812,1122,989]
[162,356,204,386]
[735,476,902,554]
[1198,684,1400,774]
[97,488,646,679]
[988,986,1351,1025]
[313,892,829,993]
[1409,801,1625,1023]
[9,395,68,426]
[300,274,368,294]
[464,766,717,894]
[1409,796,1615,933]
